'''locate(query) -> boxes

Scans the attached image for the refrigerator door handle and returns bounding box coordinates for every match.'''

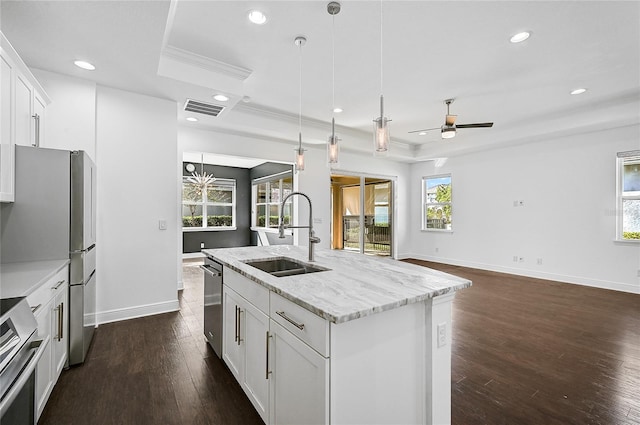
[70,244,96,254]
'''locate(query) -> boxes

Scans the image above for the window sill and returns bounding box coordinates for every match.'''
[614,238,640,244]
[421,229,453,233]
[183,227,237,232]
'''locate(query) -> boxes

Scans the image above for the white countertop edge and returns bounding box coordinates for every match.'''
[1,259,70,298]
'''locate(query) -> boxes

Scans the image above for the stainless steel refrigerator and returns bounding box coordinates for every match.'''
[1,145,97,366]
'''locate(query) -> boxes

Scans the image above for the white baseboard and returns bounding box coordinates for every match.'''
[402,253,640,294]
[96,299,180,325]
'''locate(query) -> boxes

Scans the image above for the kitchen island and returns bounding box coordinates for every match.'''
[204,245,471,425]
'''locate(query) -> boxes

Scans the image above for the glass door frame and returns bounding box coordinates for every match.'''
[330,170,397,259]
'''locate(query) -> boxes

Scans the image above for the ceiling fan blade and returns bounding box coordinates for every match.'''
[408,127,440,134]
[455,122,494,129]
[445,114,457,126]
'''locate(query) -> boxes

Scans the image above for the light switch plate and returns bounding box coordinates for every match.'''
[159,219,167,230]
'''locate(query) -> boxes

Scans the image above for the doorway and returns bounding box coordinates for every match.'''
[330,174,393,257]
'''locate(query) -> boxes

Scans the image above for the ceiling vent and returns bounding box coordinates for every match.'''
[184,99,225,117]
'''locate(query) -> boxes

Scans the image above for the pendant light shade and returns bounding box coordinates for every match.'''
[294,36,306,172]
[327,2,341,167]
[327,118,340,165]
[373,95,390,152]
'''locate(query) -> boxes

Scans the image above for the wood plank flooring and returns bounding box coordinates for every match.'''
[39,258,640,425]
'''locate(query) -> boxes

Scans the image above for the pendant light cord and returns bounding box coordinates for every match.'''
[298,40,303,149]
[380,0,383,96]
[332,14,335,117]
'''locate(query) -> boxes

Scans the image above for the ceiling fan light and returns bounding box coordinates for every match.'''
[441,127,456,139]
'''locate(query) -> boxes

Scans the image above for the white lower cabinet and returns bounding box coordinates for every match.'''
[223,269,329,425]
[268,319,329,425]
[223,286,270,423]
[27,266,69,420]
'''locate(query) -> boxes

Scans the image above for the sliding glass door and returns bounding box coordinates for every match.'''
[330,174,392,257]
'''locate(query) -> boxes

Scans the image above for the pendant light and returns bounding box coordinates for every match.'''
[327,2,341,166]
[294,36,307,172]
[187,153,216,191]
[373,0,391,154]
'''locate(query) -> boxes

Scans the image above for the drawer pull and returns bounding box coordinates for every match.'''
[51,280,65,290]
[31,304,42,314]
[276,311,305,330]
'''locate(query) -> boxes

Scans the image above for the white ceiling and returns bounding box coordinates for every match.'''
[2,1,639,162]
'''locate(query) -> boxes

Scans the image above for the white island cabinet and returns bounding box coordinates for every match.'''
[209,246,471,425]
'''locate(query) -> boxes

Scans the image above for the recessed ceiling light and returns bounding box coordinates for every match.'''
[248,10,267,25]
[418,132,427,136]
[213,94,229,102]
[74,60,95,70]
[333,107,343,113]
[510,31,531,43]
[186,117,198,122]
[570,88,587,95]
[241,96,251,103]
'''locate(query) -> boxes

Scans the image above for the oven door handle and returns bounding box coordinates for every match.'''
[0,336,49,416]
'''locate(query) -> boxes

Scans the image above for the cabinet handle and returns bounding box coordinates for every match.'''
[51,280,65,290]
[58,302,64,341]
[237,308,243,345]
[31,304,42,314]
[234,306,239,343]
[276,311,305,330]
[53,305,60,340]
[265,331,272,380]
[32,113,40,147]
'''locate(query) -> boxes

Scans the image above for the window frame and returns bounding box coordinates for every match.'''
[421,173,453,232]
[617,151,640,242]
[182,177,237,232]
[252,172,294,230]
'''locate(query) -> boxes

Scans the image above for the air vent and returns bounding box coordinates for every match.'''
[184,99,225,117]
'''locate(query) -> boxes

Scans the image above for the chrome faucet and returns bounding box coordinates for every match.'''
[279,191,321,261]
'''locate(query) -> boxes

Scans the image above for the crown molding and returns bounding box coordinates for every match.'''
[162,44,252,81]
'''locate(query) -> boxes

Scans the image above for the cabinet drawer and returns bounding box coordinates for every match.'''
[27,267,68,312]
[270,292,329,357]
[224,268,269,314]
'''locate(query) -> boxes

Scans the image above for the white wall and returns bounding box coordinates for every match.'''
[32,69,97,161]
[178,126,411,255]
[407,124,640,294]
[96,86,179,322]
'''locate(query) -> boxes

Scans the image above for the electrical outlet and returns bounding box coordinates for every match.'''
[437,323,447,348]
[313,217,322,224]
[519,257,525,263]
[435,247,439,253]
[637,270,640,277]
[200,242,205,249]
[513,200,518,207]
[513,256,518,262]
[537,258,543,265]
[518,200,525,207]
[158,219,167,230]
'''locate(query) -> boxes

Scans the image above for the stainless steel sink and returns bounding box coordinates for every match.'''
[244,257,330,277]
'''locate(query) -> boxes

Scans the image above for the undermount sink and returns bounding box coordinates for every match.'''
[244,257,330,278]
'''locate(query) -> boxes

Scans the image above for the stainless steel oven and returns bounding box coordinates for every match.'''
[0,298,48,425]
[201,257,223,358]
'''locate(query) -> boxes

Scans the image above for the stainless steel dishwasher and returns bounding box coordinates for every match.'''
[201,257,223,358]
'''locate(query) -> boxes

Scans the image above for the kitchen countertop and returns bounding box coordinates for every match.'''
[204,246,471,324]
[0,259,70,298]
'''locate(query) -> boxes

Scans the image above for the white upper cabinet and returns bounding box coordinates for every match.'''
[0,31,50,203]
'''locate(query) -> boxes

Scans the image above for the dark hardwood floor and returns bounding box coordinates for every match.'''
[39,258,640,425]
[404,259,640,425]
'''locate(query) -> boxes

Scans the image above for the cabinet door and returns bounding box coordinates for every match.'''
[242,301,270,423]
[0,53,14,202]
[33,91,45,147]
[269,320,329,425]
[33,300,53,419]
[14,73,32,146]
[222,288,243,382]
[52,284,68,377]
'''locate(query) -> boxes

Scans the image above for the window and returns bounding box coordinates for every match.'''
[618,151,640,241]
[182,178,236,230]
[253,173,293,229]
[422,174,452,231]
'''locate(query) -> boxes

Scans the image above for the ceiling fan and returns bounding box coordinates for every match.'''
[408,99,493,139]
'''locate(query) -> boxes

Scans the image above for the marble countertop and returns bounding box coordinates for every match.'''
[203,246,471,324]
[1,259,70,298]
